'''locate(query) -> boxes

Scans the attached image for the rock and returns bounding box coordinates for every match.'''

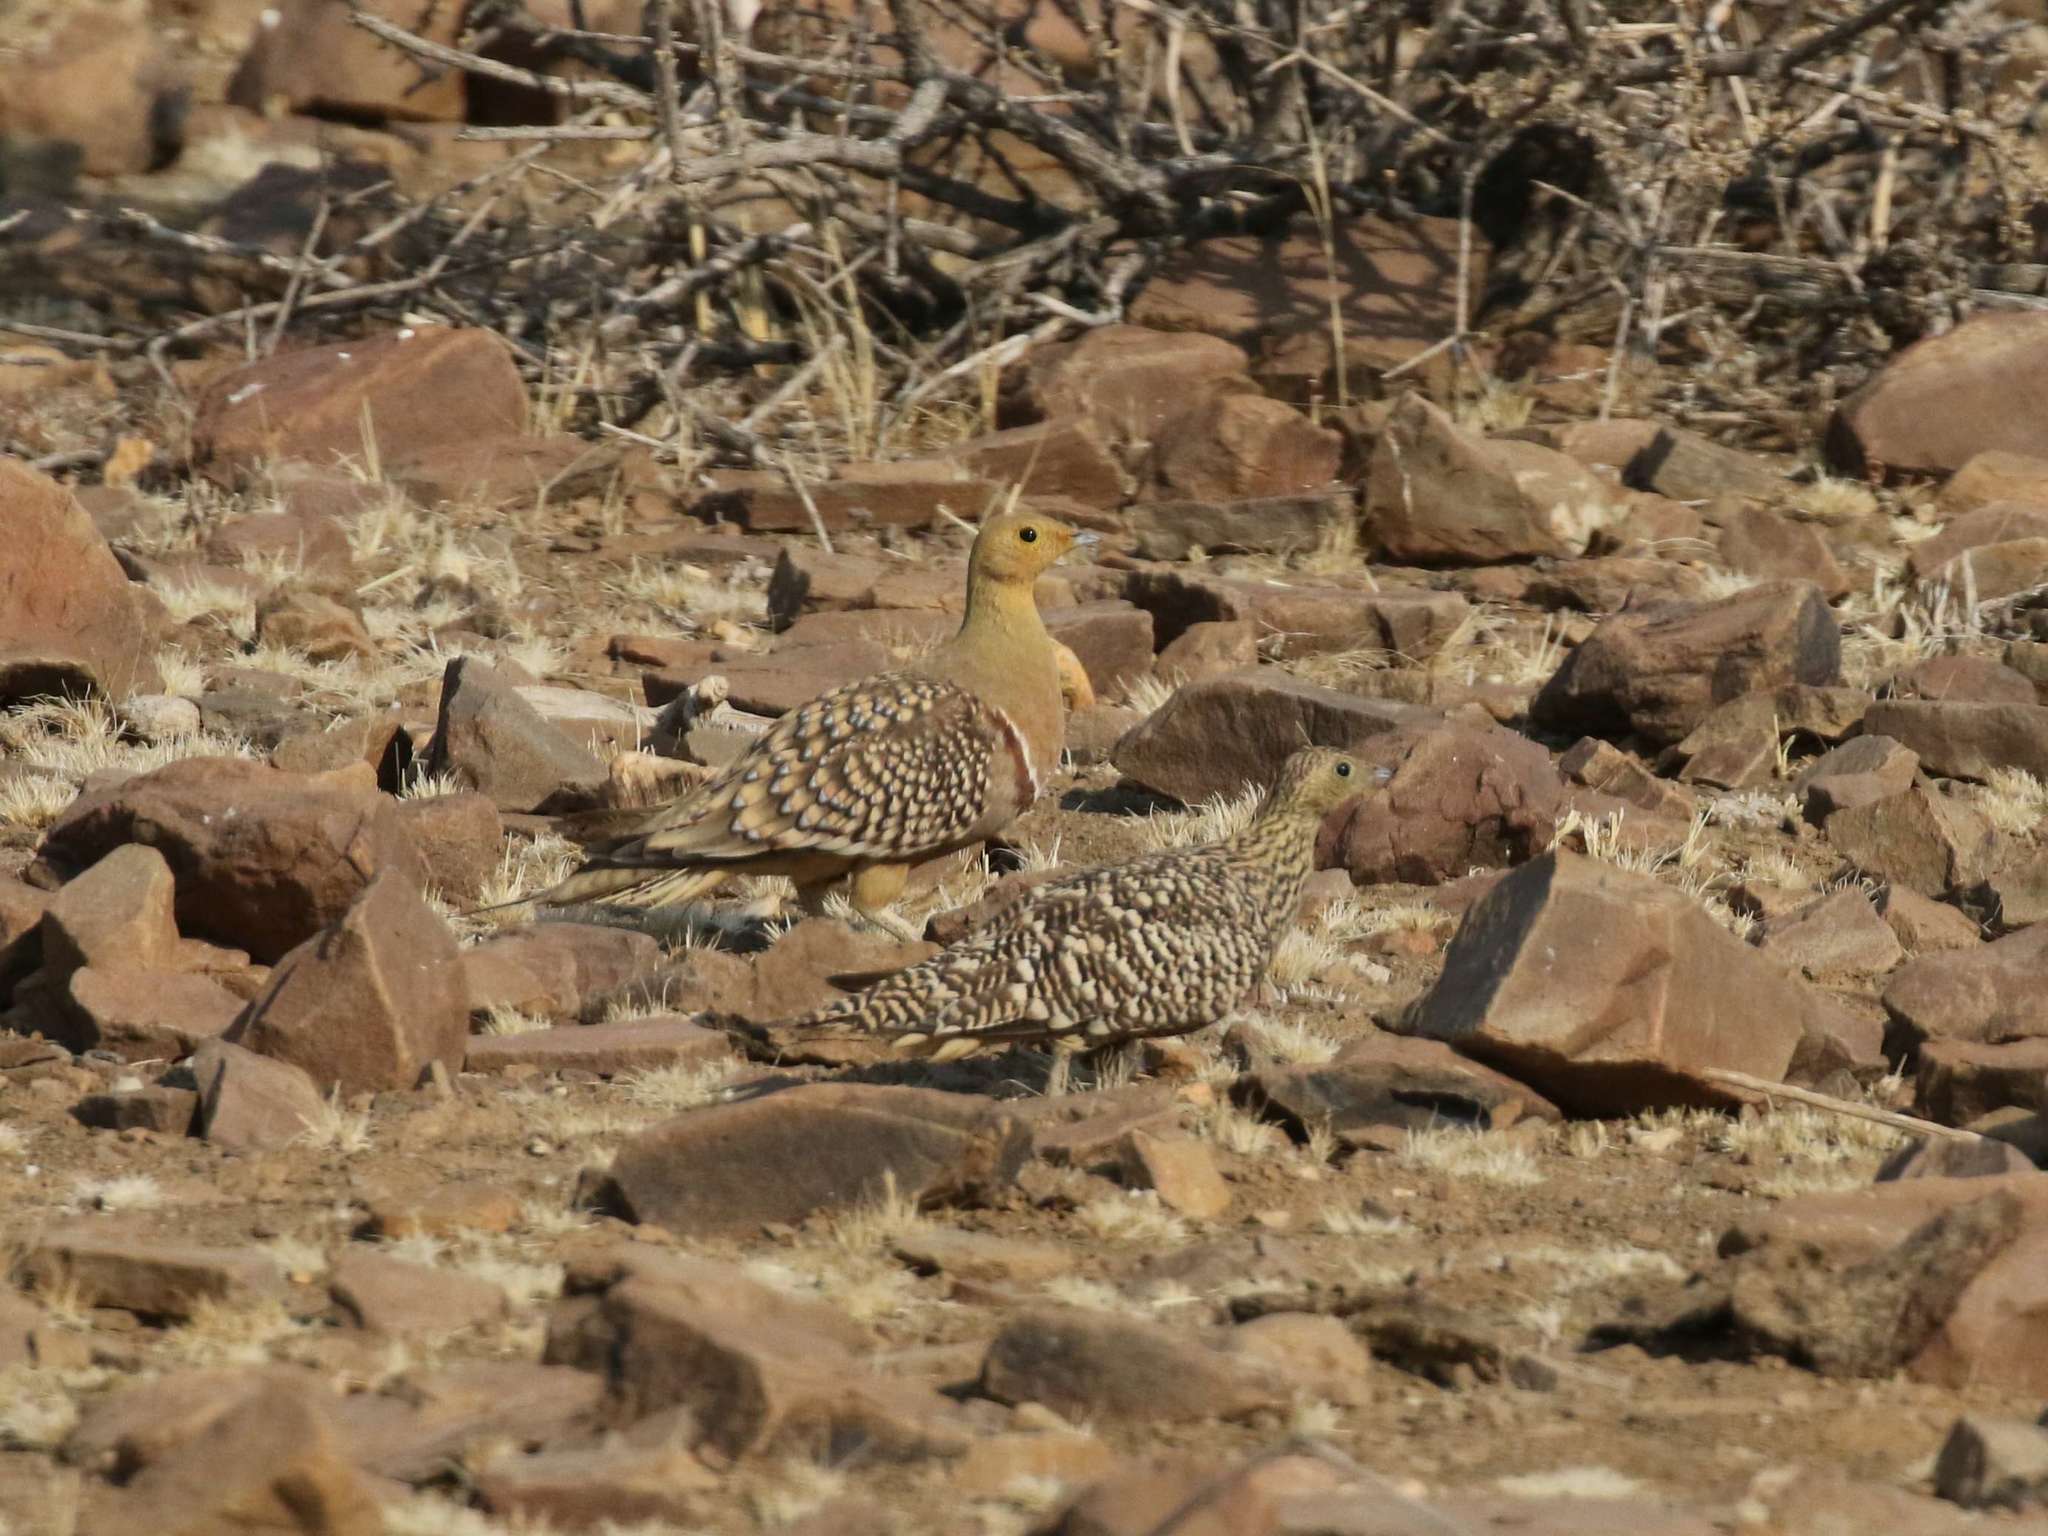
[393,790,502,902]
[385,434,633,512]
[119,694,203,742]
[516,686,656,755]
[424,656,606,813]
[1409,851,1818,1114]
[476,1440,719,1529]
[1712,1174,2048,1392]
[462,923,661,1022]
[189,1038,326,1152]
[361,1183,523,1241]
[32,757,426,964]
[1826,782,2000,898]
[1040,1454,1346,1536]
[0,457,162,703]
[1120,565,1468,661]
[71,1082,200,1136]
[205,510,356,579]
[39,843,181,983]
[1716,505,1849,598]
[467,1016,734,1076]
[1112,671,1435,805]
[956,1432,1120,1499]
[1861,699,2048,781]
[1558,737,1697,819]
[890,1229,1074,1287]
[1757,889,1906,978]
[228,872,469,1095]
[1970,856,2048,932]
[98,1380,379,1536]
[254,591,374,662]
[1875,883,1984,953]
[1010,325,1254,446]
[690,463,1000,533]
[330,1361,604,1484]
[1828,311,2048,477]
[0,1452,80,1536]
[1152,619,1261,687]
[228,0,466,123]
[1935,1415,2048,1509]
[1796,735,1920,820]
[1530,581,1841,746]
[1129,211,1474,367]
[1117,1131,1231,1220]
[1315,722,1564,884]
[0,12,185,177]
[1548,418,1789,503]
[1894,654,2039,706]
[1878,1134,2040,1181]
[1916,1038,2048,1123]
[1942,451,2048,516]
[192,327,528,485]
[1923,538,2048,603]
[1043,602,1157,702]
[980,1308,1288,1425]
[592,1083,1030,1235]
[1245,1031,1560,1146]
[1365,394,1623,564]
[937,417,1126,506]
[329,1251,508,1338]
[1149,394,1342,502]
[19,1228,284,1319]
[1125,491,1351,562]
[543,1257,965,1459]
[41,965,243,1062]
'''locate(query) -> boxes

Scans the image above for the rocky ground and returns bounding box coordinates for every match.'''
[9,1,2048,1534]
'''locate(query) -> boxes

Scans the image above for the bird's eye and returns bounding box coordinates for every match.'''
[1019,527,1039,544]
[1335,761,1352,778]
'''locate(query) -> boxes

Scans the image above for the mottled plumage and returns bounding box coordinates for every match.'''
[526,510,1090,930]
[779,747,1370,1059]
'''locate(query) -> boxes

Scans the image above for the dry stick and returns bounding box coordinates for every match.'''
[1700,1069,1984,1145]
[350,8,652,108]
[779,455,836,555]
[264,196,331,356]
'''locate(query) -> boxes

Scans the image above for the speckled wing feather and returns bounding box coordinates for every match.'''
[541,673,1015,903]
[793,846,1284,1051]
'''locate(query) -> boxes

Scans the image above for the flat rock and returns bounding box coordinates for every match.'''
[39,841,181,986]
[1010,324,1254,446]
[1915,1037,2048,1124]
[1548,417,1788,502]
[1531,581,1841,746]
[890,1229,1074,1286]
[228,871,469,1095]
[0,457,162,703]
[1246,1031,1560,1145]
[329,1250,508,1338]
[593,1082,1030,1235]
[41,964,242,1062]
[193,327,527,484]
[20,1227,284,1319]
[979,1307,1288,1425]
[1797,735,1920,821]
[1716,504,1848,598]
[1113,670,1435,805]
[1934,1414,2048,1509]
[1117,1131,1232,1220]
[476,1439,719,1529]
[393,790,502,902]
[330,1361,604,1484]
[1875,883,1984,953]
[936,416,1126,506]
[1828,310,2048,477]
[31,757,427,964]
[1315,722,1563,884]
[1894,653,2039,706]
[1757,889,1906,979]
[1150,393,1342,502]
[1862,699,2048,781]
[1409,850,1818,1115]
[1120,566,1468,662]
[466,1016,734,1076]
[1125,491,1350,562]
[462,922,662,1022]
[425,656,607,814]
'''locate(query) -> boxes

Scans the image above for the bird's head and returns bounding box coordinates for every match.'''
[1268,746,1378,817]
[968,509,1096,586]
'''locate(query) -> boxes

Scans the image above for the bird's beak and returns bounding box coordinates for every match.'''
[1067,530,1100,560]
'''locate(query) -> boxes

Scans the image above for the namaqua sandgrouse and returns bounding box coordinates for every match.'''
[774,747,1368,1059]
[526,509,1093,937]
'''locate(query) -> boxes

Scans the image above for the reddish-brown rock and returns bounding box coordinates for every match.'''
[49,965,242,1063]
[192,327,528,484]
[1125,490,1351,562]
[1894,654,2039,706]
[1797,735,1921,821]
[39,843,181,983]
[1831,311,2048,476]
[1366,394,1624,564]
[189,1038,326,1152]
[1531,581,1843,746]
[1757,889,1906,979]
[32,757,426,963]
[1010,325,1254,445]
[228,872,469,1094]
[1149,393,1342,503]
[1862,699,2048,781]
[466,1016,734,1076]
[254,591,375,662]
[1826,781,2000,898]
[1884,923,2048,1051]
[0,457,162,703]
[1411,851,1820,1114]
[426,656,607,813]
[594,1082,1029,1235]
[1548,418,1787,503]
[0,13,185,177]
[1915,1038,2048,1124]
[979,1308,1288,1425]
[20,1228,284,1319]
[1247,1031,1560,1146]
[937,417,1126,507]
[1716,505,1849,599]
[329,1250,509,1338]
[227,0,467,123]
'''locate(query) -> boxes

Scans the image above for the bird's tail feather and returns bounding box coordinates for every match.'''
[454,865,731,920]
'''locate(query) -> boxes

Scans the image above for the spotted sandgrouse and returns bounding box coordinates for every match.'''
[526,509,1092,936]
[775,747,1369,1059]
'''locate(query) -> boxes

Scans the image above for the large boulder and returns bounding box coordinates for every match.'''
[1828,311,2048,477]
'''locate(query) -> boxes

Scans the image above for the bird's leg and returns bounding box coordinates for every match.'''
[850,862,923,945]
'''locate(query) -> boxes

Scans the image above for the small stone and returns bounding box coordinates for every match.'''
[1933,1414,2048,1509]
[189,1039,326,1153]
[1117,1131,1231,1220]
[20,1228,284,1319]
[329,1250,509,1338]
[425,656,607,814]
[978,1308,1288,1425]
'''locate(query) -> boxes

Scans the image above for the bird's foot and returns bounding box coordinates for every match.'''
[857,905,927,946]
